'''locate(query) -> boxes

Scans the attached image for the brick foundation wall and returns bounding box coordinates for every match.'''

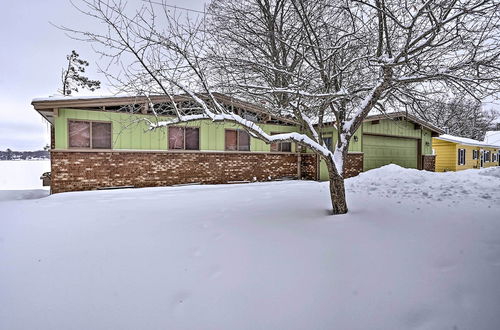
[50,151,313,193]
[422,155,436,172]
[344,153,363,178]
[300,154,318,180]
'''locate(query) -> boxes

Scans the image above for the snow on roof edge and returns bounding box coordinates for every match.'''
[435,134,500,149]
[32,94,138,103]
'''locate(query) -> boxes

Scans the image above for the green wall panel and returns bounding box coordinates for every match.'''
[54,108,300,152]
[363,135,418,171]
[363,119,422,139]
[315,126,363,153]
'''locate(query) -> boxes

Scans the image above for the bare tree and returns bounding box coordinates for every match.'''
[412,96,498,140]
[62,0,500,214]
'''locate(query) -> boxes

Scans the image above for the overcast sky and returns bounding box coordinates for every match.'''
[0,0,206,151]
[1,1,499,151]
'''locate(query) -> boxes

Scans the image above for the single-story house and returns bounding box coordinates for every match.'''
[31,95,443,193]
[432,134,500,172]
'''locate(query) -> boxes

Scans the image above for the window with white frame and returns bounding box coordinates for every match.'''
[484,151,490,162]
[472,150,478,160]
[458,148,466,165]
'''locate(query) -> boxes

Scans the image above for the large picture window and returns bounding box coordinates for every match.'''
[270,132,292,152]
[68,120,111,149]
[168,127,199,150]
[225,129,250,151]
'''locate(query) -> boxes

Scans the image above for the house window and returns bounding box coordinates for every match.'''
[270,132,292,152]
[225,129,250,151]
[68,120,111,149]
[484,151,490,162]
[457,148,466,165]
[472,150,478,160]
[168,127,199,150]
[323,137,333,151]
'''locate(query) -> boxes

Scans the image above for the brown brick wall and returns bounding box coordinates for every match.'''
[50,151,309,193]
[344,153,364,178]
[300,154,318,180]
[422,155,436,172]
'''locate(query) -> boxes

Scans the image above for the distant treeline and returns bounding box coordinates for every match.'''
[0,149,50,160]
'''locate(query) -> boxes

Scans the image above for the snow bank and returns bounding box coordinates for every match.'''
[349,164,500,204]
[0,160,50,190]
[1,166,500,330]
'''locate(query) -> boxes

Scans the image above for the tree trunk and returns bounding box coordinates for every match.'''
[326,160,348,215]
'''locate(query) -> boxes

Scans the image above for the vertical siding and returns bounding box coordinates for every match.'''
[54,108,300,152]
[316,126,363,152]
[421,129,433,155]
[362,119,422,139]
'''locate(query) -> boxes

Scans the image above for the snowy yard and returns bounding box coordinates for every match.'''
[1,164,500,330]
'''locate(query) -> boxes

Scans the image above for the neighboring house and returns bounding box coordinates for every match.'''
[432,134,500,172]
[32,95,442,193]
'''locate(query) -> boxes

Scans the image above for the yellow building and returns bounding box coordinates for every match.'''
[432,134,500,172]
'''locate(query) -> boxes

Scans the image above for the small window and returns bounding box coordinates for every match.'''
[458,149,466,165]
[225,129,250,151]
[484,151,490,162]
[323,137,333,151]
[472,150,477,160]
[270,132,292,152]
[68,120,111,149]
[168,126,200,150]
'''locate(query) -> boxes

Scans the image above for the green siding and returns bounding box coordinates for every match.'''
[363,135,418,171]
[54,108,299,152]
[363,119,422,139]
[421,128,433,155]
[315,126,363,153]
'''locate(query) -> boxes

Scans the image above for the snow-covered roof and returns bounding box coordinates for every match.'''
[31,94,135,102]
[484,131,500,146]
[434,134,500,149]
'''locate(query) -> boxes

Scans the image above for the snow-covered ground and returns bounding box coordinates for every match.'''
[1,165,500,330]
[0,160,50,201]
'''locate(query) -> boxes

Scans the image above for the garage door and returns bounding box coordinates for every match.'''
[363,135,418,171]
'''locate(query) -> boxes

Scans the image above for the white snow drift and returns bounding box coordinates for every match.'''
[1,165,500,330]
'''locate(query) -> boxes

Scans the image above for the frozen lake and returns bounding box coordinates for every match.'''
[0,160,50,190]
